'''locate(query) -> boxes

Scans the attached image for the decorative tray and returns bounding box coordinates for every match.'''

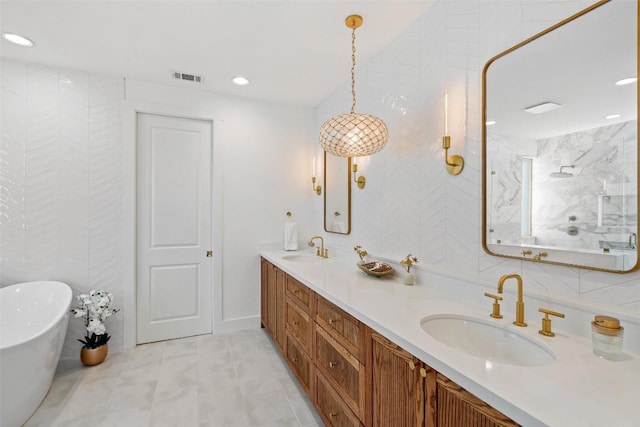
[357,261,395,277]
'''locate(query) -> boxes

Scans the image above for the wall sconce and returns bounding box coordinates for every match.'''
[352,157,366,189]
[443,91,464,176]
[311,156,322,195]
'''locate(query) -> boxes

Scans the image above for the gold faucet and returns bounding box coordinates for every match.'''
[309,236,329,258]
[497,274,527,327]
[533,251,548,261]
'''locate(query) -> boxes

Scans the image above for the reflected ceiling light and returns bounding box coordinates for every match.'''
[615,77,637,86]
[232,76,250,86]
[486,120,496,126]
[523,102,562,114]
[605,113,621,120]
[319,15,388,157]
[2,32,34,47]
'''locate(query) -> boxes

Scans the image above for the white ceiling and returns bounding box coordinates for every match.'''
[0,1,435,107]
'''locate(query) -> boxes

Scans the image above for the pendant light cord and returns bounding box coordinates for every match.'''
[350,26,357,114]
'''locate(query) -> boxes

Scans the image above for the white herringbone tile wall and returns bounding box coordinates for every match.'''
[0,61,124,360]
[314,0,640,312]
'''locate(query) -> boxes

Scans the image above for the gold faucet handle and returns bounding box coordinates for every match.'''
[521,250,532,257]
[538,308,565,337]
[484,292,503,319]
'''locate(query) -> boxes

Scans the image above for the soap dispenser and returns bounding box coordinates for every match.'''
[591,315,624,360]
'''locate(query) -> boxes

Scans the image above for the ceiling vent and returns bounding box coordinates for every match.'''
[172,71,203,83]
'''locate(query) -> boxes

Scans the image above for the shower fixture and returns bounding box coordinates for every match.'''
[550,165,575,178]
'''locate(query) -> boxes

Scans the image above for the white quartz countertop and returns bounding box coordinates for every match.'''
[261,249,640,427]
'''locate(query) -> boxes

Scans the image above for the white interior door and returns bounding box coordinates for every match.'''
[136,113,213,344]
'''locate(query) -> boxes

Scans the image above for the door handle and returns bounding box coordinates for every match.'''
[206,250,213,257]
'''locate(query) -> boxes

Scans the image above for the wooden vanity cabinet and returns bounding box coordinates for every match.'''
[284,274,314,395]
[371,332,519,427]
[436,374,520,427]
[260,259,285,350]
[261,258,521,427]
[371,332,435,427]
[313,295,370,427]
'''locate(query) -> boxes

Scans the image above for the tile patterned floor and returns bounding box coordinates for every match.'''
[25,329,323,427]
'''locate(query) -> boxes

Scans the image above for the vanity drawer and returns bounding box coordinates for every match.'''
[285,332,313,395]
[286,276,311,312]
[315,296,365,361]
[286,298,312,353]
[315,371,362,427]
[314,325,365,419]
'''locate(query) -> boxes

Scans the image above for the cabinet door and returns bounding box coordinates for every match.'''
[371,332,425,427]
[260,258,269,329]
[266,263,277,334]
[436,374,520,427]
[275,268,286,349]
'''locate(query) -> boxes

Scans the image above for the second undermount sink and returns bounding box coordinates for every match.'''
[420,314,556,367]
[281,254,320,263]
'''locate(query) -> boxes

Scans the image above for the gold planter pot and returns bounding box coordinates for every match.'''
[80,344,108,366]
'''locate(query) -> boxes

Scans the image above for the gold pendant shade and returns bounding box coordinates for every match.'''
[319,15,388,158]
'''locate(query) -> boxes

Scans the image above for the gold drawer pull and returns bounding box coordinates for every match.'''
[293,321,299,325]
[293,357,298,362]
[292,289,300,293]
[328,318,338,324]
[329,412,338,418]
[420,367,427,378]
[408,361,415,370]
[329,361,338,368]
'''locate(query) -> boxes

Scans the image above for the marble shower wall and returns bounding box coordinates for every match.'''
[488,120,638,250]
[314,0,640,312]
[533,120,637,249]
[0,60,124,360]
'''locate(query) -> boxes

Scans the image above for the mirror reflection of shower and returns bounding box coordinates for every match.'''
[550,165,575,178]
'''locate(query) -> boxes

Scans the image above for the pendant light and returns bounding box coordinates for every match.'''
[319,15,388,157]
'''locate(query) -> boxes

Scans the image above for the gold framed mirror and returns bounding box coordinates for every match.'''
[324,153,351,234]
[482,0,639,273]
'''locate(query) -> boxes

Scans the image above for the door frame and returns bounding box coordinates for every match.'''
[122,100,223,349]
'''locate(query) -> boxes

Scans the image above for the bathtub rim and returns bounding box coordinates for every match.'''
[0,280,73,350]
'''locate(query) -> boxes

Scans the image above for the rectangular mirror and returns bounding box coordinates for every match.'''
[482,0,638,272]
[324,153,351,234]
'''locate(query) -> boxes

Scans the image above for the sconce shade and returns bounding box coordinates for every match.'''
[320,113,388,157]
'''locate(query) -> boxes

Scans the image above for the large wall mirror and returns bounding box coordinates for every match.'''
[324,153,351,234]
[482,0,639,272]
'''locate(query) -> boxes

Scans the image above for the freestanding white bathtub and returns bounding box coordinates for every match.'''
[0,281,72,427]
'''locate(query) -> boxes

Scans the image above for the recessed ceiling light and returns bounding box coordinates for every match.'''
[2,32,35,47]
[524,102,562,114]
[615,77,637,86]
[605,114,621,120]
[232,76,250,86]
[485,121,496,126]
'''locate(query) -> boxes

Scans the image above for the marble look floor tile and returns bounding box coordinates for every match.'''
[105,379,157,412]
[101,407,151,427]
[27,330,321,427]
[150,385,199,427]
[156,353,198,393]
[278,374,322,426]
[198,382,250,427]
[244,389,301,427]
[163,335,199,359]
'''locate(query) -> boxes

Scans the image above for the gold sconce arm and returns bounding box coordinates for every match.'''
[312,176,322,196]
[352,163,366,189]
[351,163,367,190]
[442,136,464,175]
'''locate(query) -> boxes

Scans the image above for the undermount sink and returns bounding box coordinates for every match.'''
[281,254,320,263]
[420,314,556,367]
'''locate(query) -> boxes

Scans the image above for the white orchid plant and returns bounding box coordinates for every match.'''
[70,289,119,349]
